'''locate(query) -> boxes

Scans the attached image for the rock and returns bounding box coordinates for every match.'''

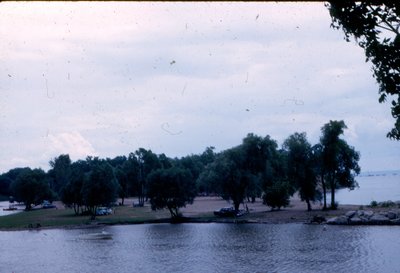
[390,218,400,225]
[327,216,348,225]
[387,211,398,220]
[349,216,363,225]
[345,211,356,218]
[363,210,374,219]
[379,212,388,217]
[357,210,365,217]
[369,214,390,225]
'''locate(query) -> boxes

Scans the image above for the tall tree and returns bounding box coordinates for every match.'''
[312,143,328,210]
[10,168,54,210]
[0,167,30,197]
[241,134,279,202]
[122,153,139,199]
[48,154,72,196]
[261,148,292,210]
[61,160,86,215]
[81,161,118,218]
[320,120,361,209]
[135,148,161,206]
[327,2,400,139]
[146,167,196,218]
[115,167,129,205]
[199,147,249,212]
[283,132,320,211]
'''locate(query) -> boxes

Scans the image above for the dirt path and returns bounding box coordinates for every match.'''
[180,196,361,224]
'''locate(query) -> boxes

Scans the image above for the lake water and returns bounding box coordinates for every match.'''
[1,223,400,273]
[335,171,400,205]
[0,171,399,272]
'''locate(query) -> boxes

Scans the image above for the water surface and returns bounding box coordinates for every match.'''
[1,223,400,273]
[335,171,400,205]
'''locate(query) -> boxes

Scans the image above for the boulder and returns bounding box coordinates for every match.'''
[345,211,356,218]
[369,214,390,225]
[390,218,400,225]
[387,211,398,220]
[363,210,374,219]
[349,216,363,225]
[327,216,348,225]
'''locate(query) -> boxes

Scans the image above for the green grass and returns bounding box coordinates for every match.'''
[0,205,180,230]
[0,195,9,202]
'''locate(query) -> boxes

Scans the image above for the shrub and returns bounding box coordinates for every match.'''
[370,200,378,207]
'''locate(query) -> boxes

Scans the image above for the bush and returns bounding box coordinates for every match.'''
[262,181,290,210]
[379,200,395,208]
[370,200,378,207]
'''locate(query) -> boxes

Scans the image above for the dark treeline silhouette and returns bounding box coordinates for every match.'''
[0,120,360,217]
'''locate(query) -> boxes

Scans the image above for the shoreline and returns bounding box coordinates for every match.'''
[0,196,397,231]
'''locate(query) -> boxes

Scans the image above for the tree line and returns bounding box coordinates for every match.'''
[0,120,360,218]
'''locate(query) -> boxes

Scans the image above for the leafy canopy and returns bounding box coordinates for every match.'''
[327,2,400,139]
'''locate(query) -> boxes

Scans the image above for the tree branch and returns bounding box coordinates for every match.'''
[368,4,400,36]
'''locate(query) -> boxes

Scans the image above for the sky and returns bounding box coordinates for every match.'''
[0,2,399,173]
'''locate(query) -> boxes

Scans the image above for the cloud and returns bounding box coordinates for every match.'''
[47,131,97,161]
[0,2,398,173]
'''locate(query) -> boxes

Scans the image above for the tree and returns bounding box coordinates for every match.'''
[81,162,118,218]
[135,148,161,206]
[283,132,320,211]
[48,154,72,196]
[115,167,129,205]
[218,148,251,212]
[61,160,87,215]
[10,168,54,210]
[241,133,276,202]
[0,167,31,198]
[327,2,400,139]
[312,143,328,210]
[261,148,292,210]
[262,180,291,210]
[320,120,361,209]
[146,167,196,218]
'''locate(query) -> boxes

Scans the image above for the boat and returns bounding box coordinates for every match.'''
[3,205,18,211]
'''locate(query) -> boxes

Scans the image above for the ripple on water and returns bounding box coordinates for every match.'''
[1,224,400,273]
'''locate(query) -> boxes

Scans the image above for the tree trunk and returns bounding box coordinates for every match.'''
[306,199,312,211]
[330,188,335,209]
[321,175,327,210]
[330,174,336,209]
[234,201,240,212]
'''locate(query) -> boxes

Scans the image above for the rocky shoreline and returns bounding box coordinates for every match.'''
[326,209,400,225]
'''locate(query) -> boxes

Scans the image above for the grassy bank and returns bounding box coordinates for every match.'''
[0,195,9,202]
[0,197,362,230]
[0,206,175,230]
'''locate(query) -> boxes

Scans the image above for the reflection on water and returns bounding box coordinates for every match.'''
[1,223,400,273]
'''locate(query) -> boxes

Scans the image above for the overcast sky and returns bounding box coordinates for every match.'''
[0,2,399,173]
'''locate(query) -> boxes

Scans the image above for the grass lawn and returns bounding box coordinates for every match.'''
[0,195,9,202]
[0,205,175,230]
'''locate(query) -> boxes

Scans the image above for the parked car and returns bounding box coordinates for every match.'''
[214,207,248,217]
[41,200,56,209]
[95,207,113,216]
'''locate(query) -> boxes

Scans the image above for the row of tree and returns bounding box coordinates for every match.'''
[0,120,360,218]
